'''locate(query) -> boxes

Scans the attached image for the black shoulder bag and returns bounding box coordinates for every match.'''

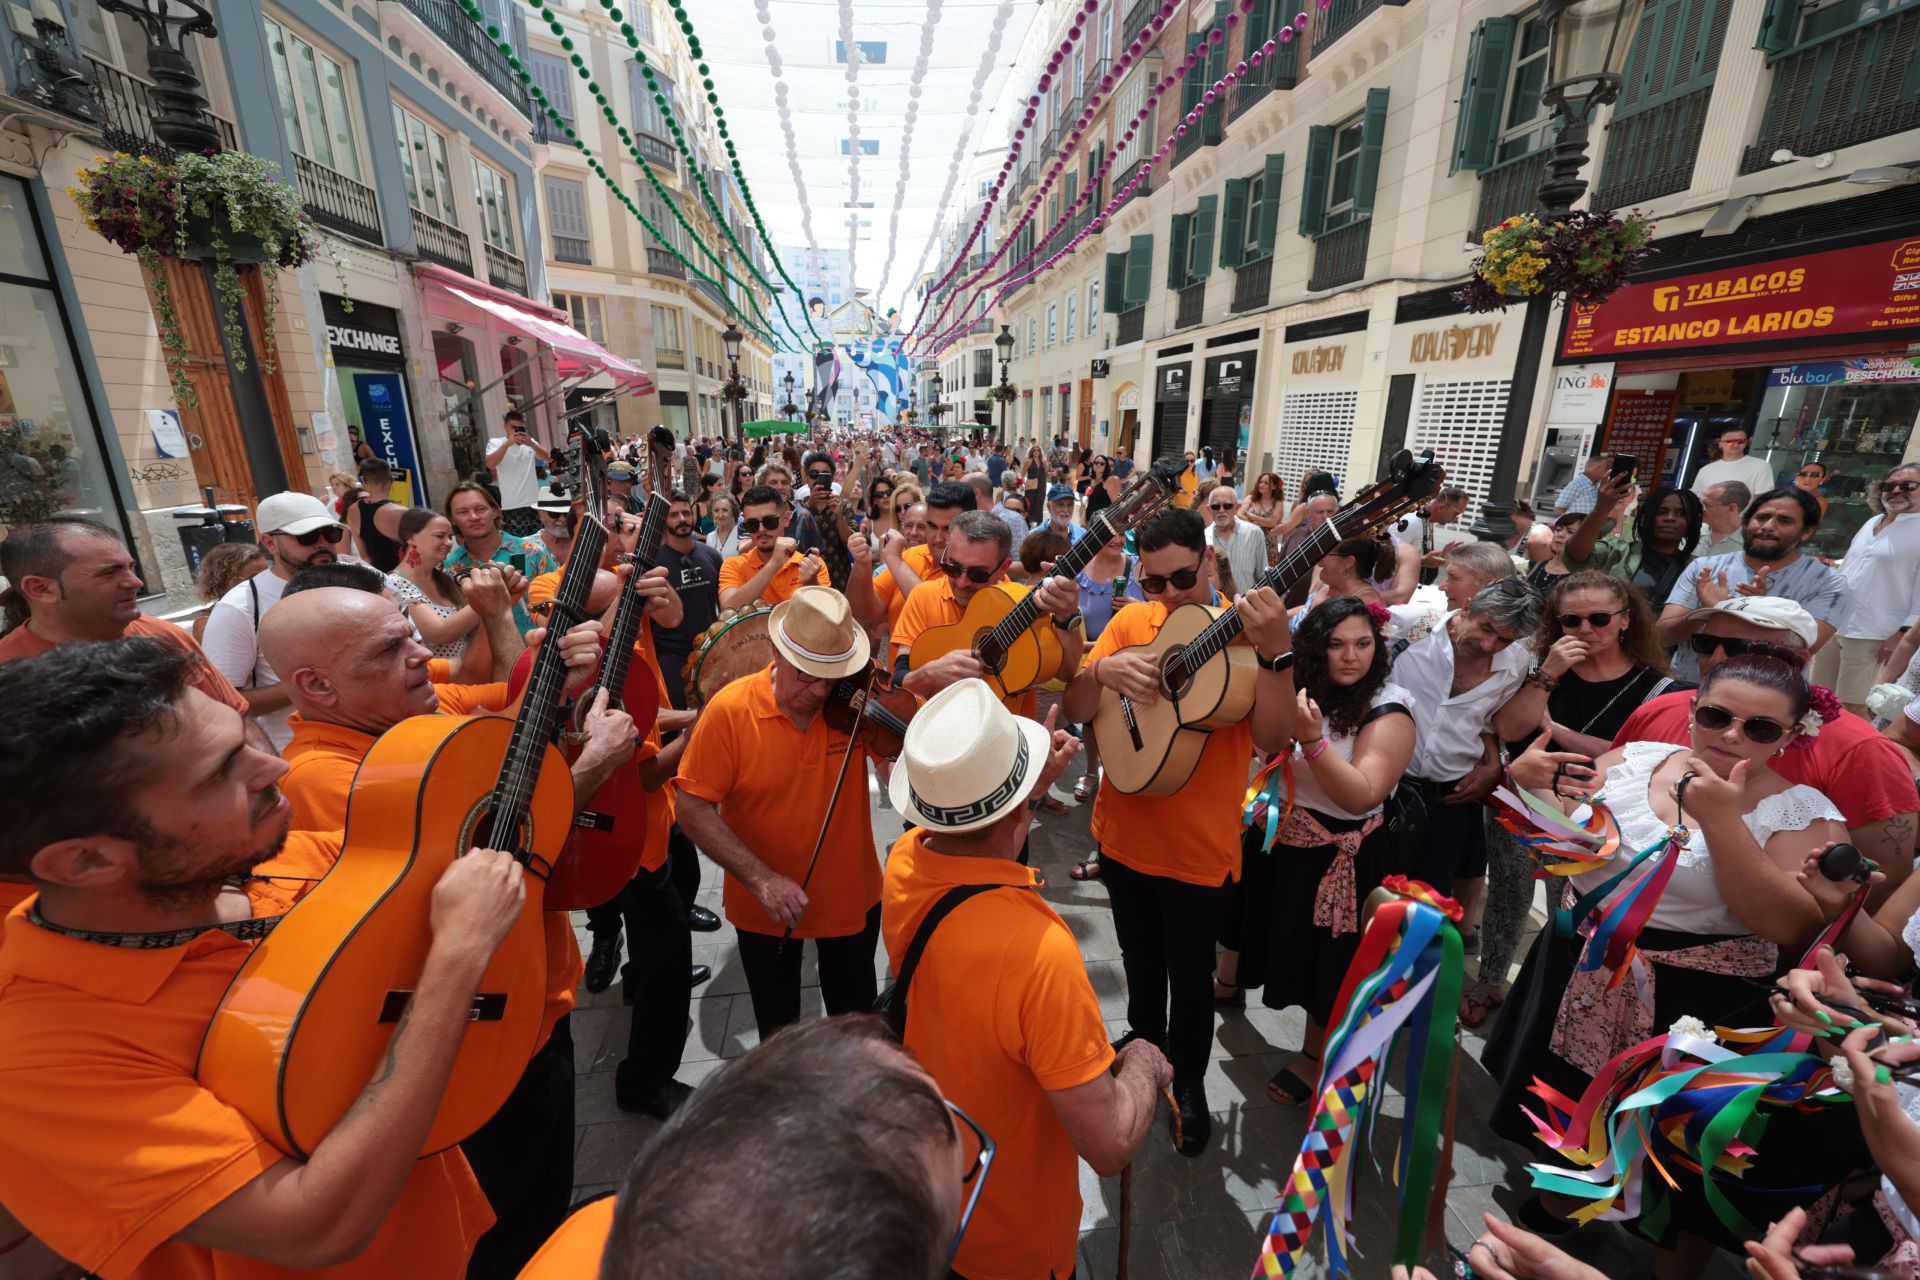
[875,884,1003,1040]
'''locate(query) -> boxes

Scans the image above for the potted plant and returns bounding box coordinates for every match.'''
[73,151,342,410]
[1456,209,1655,313]
[986,383,1020,405]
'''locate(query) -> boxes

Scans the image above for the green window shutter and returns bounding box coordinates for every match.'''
[1756,0,1802,53]
[1298,127,1331,236]
[1354,86,1390,215]
[1257,152,1285,254]
[1182,32,1205,117]
[1450,18,1516,175]
[1104,251,1128,313]
[1191,194,1217,279]
[1167,211,1193,289]
[1125,233,1153,307]
[1220,178,1248,269]
[1247,0,1271,49]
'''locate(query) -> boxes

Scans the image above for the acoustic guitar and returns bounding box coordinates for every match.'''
[906,464,1172,702]
[1092,450,1444,797]
[198,467,611,1158]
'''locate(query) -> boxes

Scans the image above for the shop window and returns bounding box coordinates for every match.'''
[393,103,459,225]
[470,159,517,255]
[1299,90,1388,236]
[553,292,606,344]
[433,330,482,479]
[1755,366,1920,558]
[265,18,366,183]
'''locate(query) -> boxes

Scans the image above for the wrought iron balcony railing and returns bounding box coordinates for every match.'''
[412,206,473,273]
[484,243,527,295]
[1740,9,1920,174]
[392,0,534,119]
[1307,219,1369,292]
[293,154,382,245]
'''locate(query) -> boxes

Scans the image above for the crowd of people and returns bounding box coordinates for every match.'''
[3,415,1920,1280]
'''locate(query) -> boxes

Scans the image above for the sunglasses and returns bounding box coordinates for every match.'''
[1208,502,1236,512]
[1557,609,1620,631]
[739,516,784,533]
[1880,480,1920,494]
[1693,701,1792,745]
[1797,468,1827,478]
[1688,633,1775,659]
[285,525,346,547]
[1138,565,1202,595]
[939,555,999,585]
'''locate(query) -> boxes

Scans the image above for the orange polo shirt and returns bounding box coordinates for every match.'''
[0,831,492,1280]
[717,546,825,605]
[278,685,580,1054]
[872,542,936,633]
[1084,602,1254,886]
[0,613,249,718]
[891,576,1040,720]
[0,878,32,927]
[881,832,1113,1280]
[515,1194,614,1277]
[673,667,877,938]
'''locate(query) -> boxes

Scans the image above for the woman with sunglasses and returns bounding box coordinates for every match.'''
[865,477,898,541]
[1822,463,1920,717]
[1083,455,1119,523]
[1484,646,1848,1269]
[1795,458,1831,521]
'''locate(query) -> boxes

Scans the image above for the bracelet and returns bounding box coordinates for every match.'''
[1525,668,1559,692]
[1303,737,1330,761]
[1089,657,1103,687]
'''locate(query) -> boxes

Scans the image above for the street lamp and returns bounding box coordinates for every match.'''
[994,323,1015,445]
[720,318,744,444]
[931,371,945,432]
[782,370,797,420]
[98,0,223,153]
[1469,0,1646,544]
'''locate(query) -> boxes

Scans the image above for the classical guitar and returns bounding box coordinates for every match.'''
[1092,449,1444,797]
[907,463,1172,702]
[197,496,610,1158]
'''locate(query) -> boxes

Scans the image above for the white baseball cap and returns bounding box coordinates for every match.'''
[1684,596,1818,648]
[255,491,344,536]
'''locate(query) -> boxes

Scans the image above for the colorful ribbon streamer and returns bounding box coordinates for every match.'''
[1253,879,1464,1277]
[1241,756,1295,853]
[1487,785,1621,876]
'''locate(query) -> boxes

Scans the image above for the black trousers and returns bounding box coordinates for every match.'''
[734,903,881,1038]
[461,1013,575,1280]
[1406,781,1487,895]
[1100,850,1229,1086]
[585,825,702,937]
[614,858,693,1098]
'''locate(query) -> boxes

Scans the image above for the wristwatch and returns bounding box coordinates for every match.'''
[1053,611,1084,630]
[1256,650,1295,673]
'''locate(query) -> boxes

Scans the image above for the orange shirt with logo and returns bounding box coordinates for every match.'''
[673,667,877,938]
[1084,602,1254,886]
[717,547,825,605]
[872,542,936,633]
[891,576,1040,720]
[0,614,249,718]
[0,831,493,1280]
[881,832,1113,1280]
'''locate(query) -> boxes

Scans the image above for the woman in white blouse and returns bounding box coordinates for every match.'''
[705,493,740,558]
[1828,462,1920,715]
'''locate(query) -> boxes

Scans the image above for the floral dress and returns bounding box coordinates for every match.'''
[386,573,467,660]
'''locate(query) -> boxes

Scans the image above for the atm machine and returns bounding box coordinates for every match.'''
[1530,426,1597,510]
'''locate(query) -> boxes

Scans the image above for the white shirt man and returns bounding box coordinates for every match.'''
[1690,428,1777,501]
[1201,485,1267,595]
[484,412,550,512]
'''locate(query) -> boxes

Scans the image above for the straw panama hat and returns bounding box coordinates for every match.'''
[768,585,870,680]
[890,679,1051,834]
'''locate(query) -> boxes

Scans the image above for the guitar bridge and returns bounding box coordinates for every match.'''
[379,991,507,1023]
[1119,696,1143,751]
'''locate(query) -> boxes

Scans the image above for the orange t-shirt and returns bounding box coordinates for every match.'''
[891,576,1040,720]
[717,547,825,605]
[277,687,579,1054]
[1084,602,1254,886]
[881,832,1113,1280]
[0,614,249,717]
[872,542,936,633]
[515,1194,613,1277]
[673,667,877,938]
[0,831,493,1280]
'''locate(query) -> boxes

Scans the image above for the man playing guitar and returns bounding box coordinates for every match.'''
[0,637,525,1278]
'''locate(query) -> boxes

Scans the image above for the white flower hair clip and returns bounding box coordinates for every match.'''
[1797,709,1823,739]
[1668,1015,1715,1043]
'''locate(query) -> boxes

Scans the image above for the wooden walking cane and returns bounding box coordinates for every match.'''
[1116,1085,1181,1280]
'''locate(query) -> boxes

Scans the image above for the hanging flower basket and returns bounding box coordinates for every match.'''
[1456,209,1656,314]
[986,383,1019,405]
[73,151,344,410]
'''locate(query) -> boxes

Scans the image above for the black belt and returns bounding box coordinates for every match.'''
[1406,776,1466,795]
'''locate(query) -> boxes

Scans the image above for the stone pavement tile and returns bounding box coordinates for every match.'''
[574,1116,659,1185]
[1082,958,1130,1019]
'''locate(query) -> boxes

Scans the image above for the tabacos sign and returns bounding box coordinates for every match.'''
[1561,237,1920,359]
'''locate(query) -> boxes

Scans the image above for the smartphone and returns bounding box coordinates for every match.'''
[508,551,527,576]
[1609,454,1638,481]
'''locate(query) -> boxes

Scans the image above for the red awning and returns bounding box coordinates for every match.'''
[414,263,655,395]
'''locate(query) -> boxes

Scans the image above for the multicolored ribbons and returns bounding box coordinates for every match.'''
[1487,784,1620,876]
[1253,879,1465,1278]
[1522,1025,1847,1238]
[1242,755,1294,853]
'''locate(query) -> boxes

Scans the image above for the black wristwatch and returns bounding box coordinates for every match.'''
[1256,650,1295,673]
[1053,611,1084,631]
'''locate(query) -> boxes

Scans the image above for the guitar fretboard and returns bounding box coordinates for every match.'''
[600,494,669,694]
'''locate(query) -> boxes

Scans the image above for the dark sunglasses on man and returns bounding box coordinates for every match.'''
[285,526,346,547]
[1137,565,1201,595]
[1208,502,1236,512]
[738,516,785,534]
[1879,480,1920,495]
[1688,633,1778,660]
[939,556,998,585]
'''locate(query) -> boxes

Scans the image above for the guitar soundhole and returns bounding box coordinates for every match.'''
[465,805,531,859]
[1160,646,1191,701]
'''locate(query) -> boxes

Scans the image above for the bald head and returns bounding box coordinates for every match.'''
[260,587,438,734]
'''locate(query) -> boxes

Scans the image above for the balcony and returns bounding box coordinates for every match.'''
[1231,256,1272,313]
[647,246,686,279]
[695,276,729,312]
[1117,306,1145,345]
[550,230,590,265]
[293,154,381,245]
[1059,98,1082,134]
[1592,85,1712,207]
[1083,59,1110,98]
[1230,38,1298,120]
[485,243,527,294]
[968,316,995,336]
[1114,157,1151,205]
[1740,9,1920,174]
[1473,148,1549,238]
[391,0,533,120]
[1123,0,1154,43]
[1316,0,1407,54]
[656,347,686,369]
[410,207,472,273]
[636,131,678,175]
[1175,281,1205,329]
[1307,219,1370,291]
[534,113,575,147]
[84,55,236,157]
[1171,105,1222,167]
[967,250,993,272]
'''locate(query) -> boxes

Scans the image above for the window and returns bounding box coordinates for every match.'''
[527,49,574,124]
[1046,304,1057,348]
[652,303,683,353]
[1496,16,1552,163]
[393,104,457,224]
[265,19,363,181]
[471,159,517,254]
[1042,393,1052,432]
[633,0,654,42]
[1027,317,1036,355]
[1243,173,1265,259]
[1300,89,1387,235]
[1221,154,1283,267]
[1098,2,1113,58]
[634,68,670,139]
[1450,14,1552,174]
[542,174,591,262]
[1065,292,1077,342]
[1327,114,1367,222]
[553,292,606,343]
[1113,67,1147,169]
[974,349,993,386]
[840,139,880,155]
[1167,197,1216,290]
[638,184,688,253]
[1088,277,1101,318]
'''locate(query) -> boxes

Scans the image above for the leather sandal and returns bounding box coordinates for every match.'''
[1267,1054,1321,1105]
[1069,855,1101,881]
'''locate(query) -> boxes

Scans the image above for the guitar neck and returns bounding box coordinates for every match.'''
[492,514,609,843]
[600,496,668,693]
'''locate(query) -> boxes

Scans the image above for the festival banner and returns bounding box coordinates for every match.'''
[1559,236,1920,360]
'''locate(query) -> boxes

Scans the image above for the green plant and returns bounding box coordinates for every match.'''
[1457,209,1656,313]
[986,383,1019,405]
[72,151,346,410]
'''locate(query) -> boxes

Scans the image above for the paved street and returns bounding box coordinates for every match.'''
[566,761,1740,1279]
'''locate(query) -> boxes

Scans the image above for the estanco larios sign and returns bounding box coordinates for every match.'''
[1560,236,1920,360]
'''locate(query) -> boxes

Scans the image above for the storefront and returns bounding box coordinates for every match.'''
[1271,331,1362,497]
[1557,234,1920,554]
[1384,313,1520,518]
[1151,361,1191,460]
[324,294,427,505]
[1199,350,1257,467]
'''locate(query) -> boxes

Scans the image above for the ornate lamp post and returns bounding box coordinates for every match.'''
[995,323,1015,446]
[781,370,797,420]
[930,371,945,432]
[1469,0,1646,543]
[98,0,223,153]
[720,318,745,445]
